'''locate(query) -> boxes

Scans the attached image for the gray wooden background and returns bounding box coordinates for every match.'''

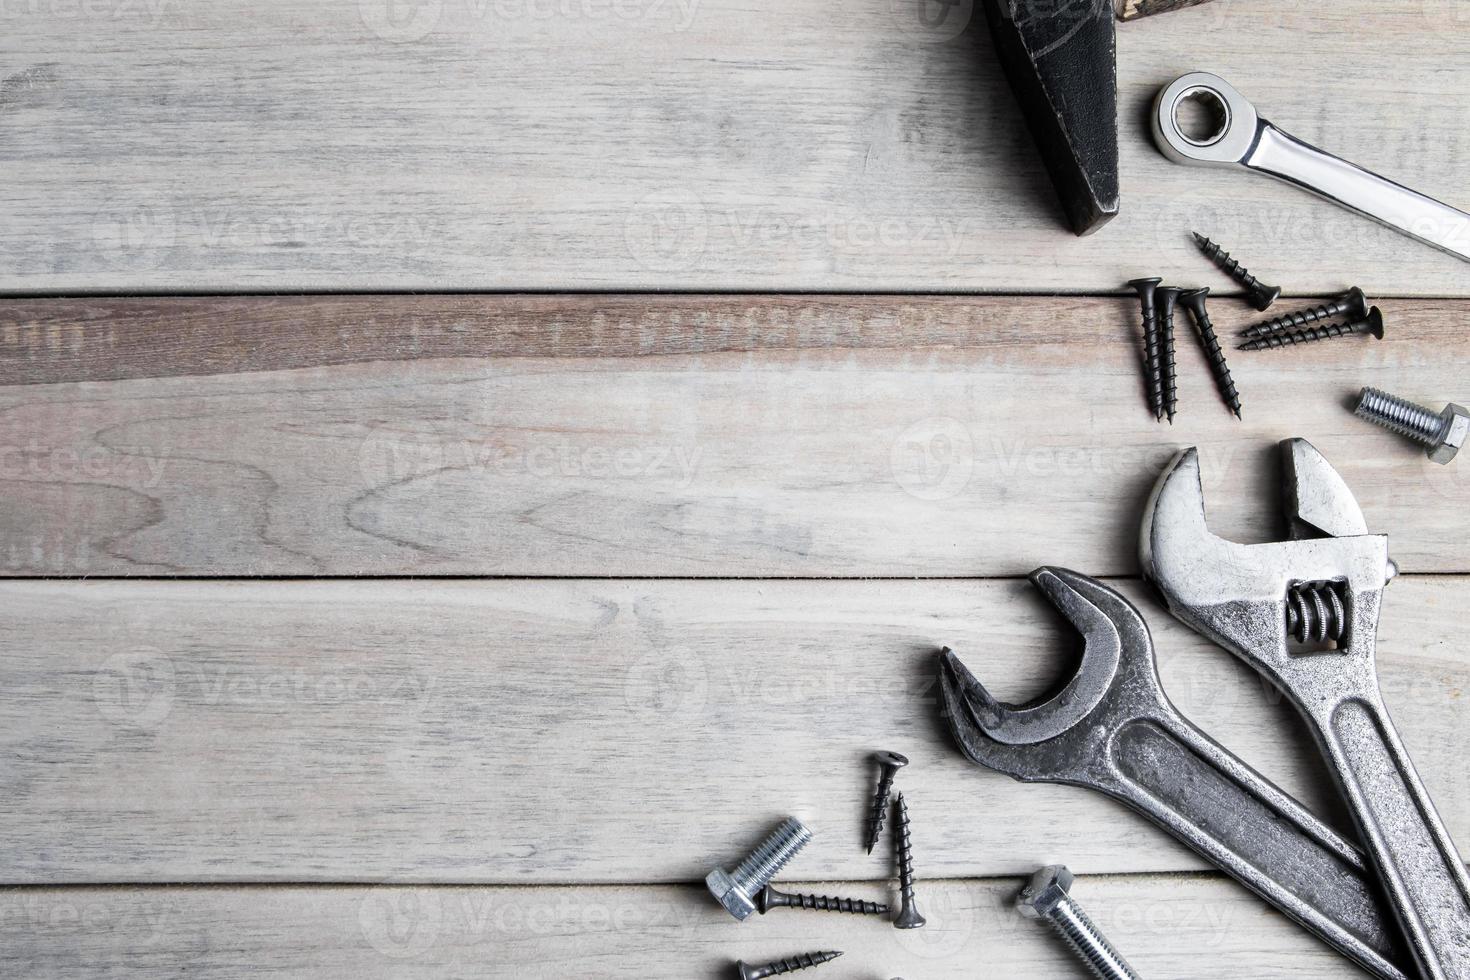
[3,0,1470,976]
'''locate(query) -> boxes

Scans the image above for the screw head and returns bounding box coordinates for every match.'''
[1179,286,1210,319]
[1430,404,1469,465]
[1362,306,1385,340]
[1126,277,1162,303]
[893,902,927,929]
[1250,283,1282,312]
[706,868,757,921]
[873,751,909,771]
[1155,286,1183,315]
[1016,864,1074,919]
[1341,286,1370,321]
[736,961,760,980]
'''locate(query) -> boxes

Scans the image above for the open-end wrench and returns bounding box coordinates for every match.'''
[1153,72,1470,263]
[1143,438,1470,980]
[938,567,1411,980]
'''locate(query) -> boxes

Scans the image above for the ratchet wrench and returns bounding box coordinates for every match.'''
[1153,72,1470,263]
[1144,438,1470,980]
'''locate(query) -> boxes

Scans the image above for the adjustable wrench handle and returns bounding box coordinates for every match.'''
[1246,123,1470,263]
[1098,710,1410,980]
[1312,690,1470,980]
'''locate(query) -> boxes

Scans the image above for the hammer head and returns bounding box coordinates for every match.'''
[939,567,1158,781]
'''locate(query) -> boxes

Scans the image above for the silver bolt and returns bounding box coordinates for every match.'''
[706,816,813,921]
[1355,387,1469,465]
[1017,865,1140,980]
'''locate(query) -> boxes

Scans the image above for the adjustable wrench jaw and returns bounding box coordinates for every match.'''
[938,567,1166,786]
[1140,441,1393,685]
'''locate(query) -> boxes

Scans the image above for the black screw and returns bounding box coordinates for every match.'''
[893,792,926,929]
[756,885,890,916]
[1127,278,1165,421]
[736,950,843,980]
[1156,287,1182,424]
[1237,307,1385,351]
[1192,233,1282,311]
[1240,287,1369,341]
[864,750,908,854]
[1178,288,1242,419]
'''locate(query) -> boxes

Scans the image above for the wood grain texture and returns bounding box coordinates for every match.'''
[3,295,1467,577]
[0,876,1365,978]
[3,576,1466,885]
[3,0,1470,293]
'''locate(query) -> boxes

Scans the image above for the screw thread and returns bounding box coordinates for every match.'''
[1241,289,1362,339]
[1356,387,1447,446]
[743,951,843,979]
[1286,581,1347,644]
[1141,310,1164,420]
[1238,318,1370,351]
[731,817,812,896]
[762,886,889,915]
[865,771,895,853]
[1047,899,1141,980]
[1185,303,1242,418]
[1160,307,1179,423]
[1192,233,1278,309]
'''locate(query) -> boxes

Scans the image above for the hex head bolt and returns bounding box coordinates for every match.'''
[864,751,908,854]
[736,950,843,980]
[756,885,889,916]
[1240,286,1369,340]
[892,793,926,929]
[706,817,813,921]
[1178,287,1242,419]
[1237,307,1384,351]
[1155,286,1182,424]
[1192,232,1282,311]
[1127,278,1165,420]
[1356,387,1469,465]
[1017,865,1140,980]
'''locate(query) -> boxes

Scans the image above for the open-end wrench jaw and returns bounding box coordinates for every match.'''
[939,567,1159,783]
[1140,440,1393,682]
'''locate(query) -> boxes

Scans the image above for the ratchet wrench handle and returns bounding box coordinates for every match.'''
[1311,689,1470,980]
[1247,123,1470,263]
[1096,710,1411,980]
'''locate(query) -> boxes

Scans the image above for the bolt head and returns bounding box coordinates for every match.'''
[1250,284,1282,311]
[1155,286,1183,314]
[706,869,756,920]
[1179,286,1210,318]
[873,750,909,771]
[1363,307,1385,339]
[736,962,760,980]
[1342,286,1370,320]
[1127,277,1162,302]
[1430,404,1469,465]
[893,902,927,929]
[1016,864,1074,919]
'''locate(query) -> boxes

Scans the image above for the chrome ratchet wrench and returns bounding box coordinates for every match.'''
[1153,72,1470,263]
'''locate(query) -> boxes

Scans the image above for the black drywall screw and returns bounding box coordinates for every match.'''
[1237,307,1384,351]
[1240,287,1369,340]
[1192,233,1282,311]
[756,885,890,916]
[864,750,908,854]
[1179,288,1242,419]
[1156,287,1182,424]
[736,950,843,980]
[893,793,926,929]
[1127,278,1165,420]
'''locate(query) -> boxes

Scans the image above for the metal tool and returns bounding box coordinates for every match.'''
[1017,865,1141,980]
[892,792,925,929]
[707,817,813,921]
[983,0,1119,235]
[756,885,888,917]
[1155,74,1470,263]
[1356,388,1469,465]
[865,750,907,854]
[1142,438,1470,979]
[736,950,842,980]
[938,567,1412,980]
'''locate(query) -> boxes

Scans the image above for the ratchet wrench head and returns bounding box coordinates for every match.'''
[939,567,1161,783]
[1140,439,1394,680]
[1152,72,1261,167]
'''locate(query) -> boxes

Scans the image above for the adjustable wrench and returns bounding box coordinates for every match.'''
[1153,72,1470,263]
[1143,438,1470,980]
[938,567,1410,980]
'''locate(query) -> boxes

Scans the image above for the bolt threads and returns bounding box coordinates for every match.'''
[740,950,843,980]
[1048,899,1142,980]
[1287,582,1347,644]
[1182,294,1242,419]
[1241,288,1366,340]
[1238,317,1376,351]
[1159,303,1179,423]
[760,886,889,916]
[731,818,812,897]
[893,793,925,928]
[1142,310,1165,419]
[865,771,895,853]
[1356,387,1448,447]
[1192,233,1279,310]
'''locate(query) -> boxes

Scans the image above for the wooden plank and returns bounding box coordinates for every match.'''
[2,0,1469,294]
[2,295,1467,577]
[3,576,1466,885]
[0,876,1362,978]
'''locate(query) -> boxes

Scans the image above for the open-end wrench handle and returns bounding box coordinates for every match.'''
[1154,72,1470,263]
[1299,677,1470,980]
[1095,709,1410,980]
